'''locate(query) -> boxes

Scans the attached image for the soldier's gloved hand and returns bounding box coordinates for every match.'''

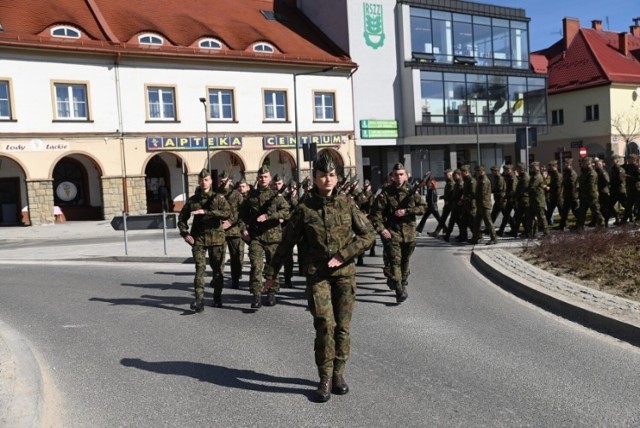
[261,279,275,293]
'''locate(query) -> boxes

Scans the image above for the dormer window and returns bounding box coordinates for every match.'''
[199,38,222,49]
[253,42,275,53]
[51,26,81,39]
[139,34,164,45]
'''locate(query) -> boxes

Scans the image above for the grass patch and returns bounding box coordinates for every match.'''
[518,225,640,302]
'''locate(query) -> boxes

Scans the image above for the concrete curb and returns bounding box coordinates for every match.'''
[471,248,640,348]
[0,319,44,428]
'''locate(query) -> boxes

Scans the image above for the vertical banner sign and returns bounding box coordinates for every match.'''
[363,3,385,49]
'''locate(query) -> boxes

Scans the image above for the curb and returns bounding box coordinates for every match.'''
[471,249,640,348]
[0,319,44,428]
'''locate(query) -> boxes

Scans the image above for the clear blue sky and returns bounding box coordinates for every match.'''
[485,0,639,51]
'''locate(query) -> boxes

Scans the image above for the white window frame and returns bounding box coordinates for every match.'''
[313,91,336,121]
[253,42,275,53]
[51,26,81,39]
[147,86,176,120]
[207,88,235,121]
[263,90,287,121]
[139,34,164,45]
[199,38,222,49]
[54,82,89,120]
[0,80,12,120]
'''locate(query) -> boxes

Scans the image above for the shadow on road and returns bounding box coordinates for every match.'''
[120,358,317,399]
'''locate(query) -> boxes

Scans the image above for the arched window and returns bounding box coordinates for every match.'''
[199,38,222,49]
[139,34,164,45]
[53,159,86,207]
[253,42,275,53]
[628,141,640,156]
[51,26,81,39]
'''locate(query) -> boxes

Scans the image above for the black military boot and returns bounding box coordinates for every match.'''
[332,374,349,395]
[212,296,222,308]
[315,377,332,403]
[231,279,240,289]
[356,255,364,266]
[369,247,376,257]
[265,293,277,307]
[396,286,407,303]
[251,294,262,309]
[190,299,204,313]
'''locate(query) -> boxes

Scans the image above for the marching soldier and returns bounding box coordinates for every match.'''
[511,162,531,238]
[575,157,603,229]
[557,158,579,231]
[545,160,562,226]
[528,161,549,236]
[490,165,506,224]
[220,173,248,290]
[622,154,640,223]
[471,165,497,245]
[609,155,627,224]
[443,169,464,242]
[428,169,453,238]
[262,154,374,403]
[355,179,376,265]
[178,169,231,311]
[371,163,427,303]
[457,165,476,242]
[594,158,610,226]
[497,165,516,236]
[239,166,290,308]
[272,174,298,287]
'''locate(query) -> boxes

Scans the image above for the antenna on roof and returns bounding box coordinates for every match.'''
[633,17,640,26]
[605,16,610,30]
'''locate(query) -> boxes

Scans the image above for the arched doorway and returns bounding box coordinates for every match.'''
[145,155,171,213]
[628,141,639,156]
[0,155,26,225]
[210,151,245,187]
[53,156,102,220]
[263,150,295,183]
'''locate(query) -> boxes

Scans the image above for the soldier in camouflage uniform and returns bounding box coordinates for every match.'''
[490,165,506,224]
[371,163,427,303]
[239,166,290,308]
[528,161,549,236]
[262,154,375,403]
[593,158,610,226]
[609,155,627,224]
[471,165,497,244]
[557,158,579,231]
[622,154,640,224]
[511,162,531,238]
[497,165,516,236]
[355,179,376,265]
[220,173,249,290]
[178,169,231,312]
[457,165,476,242]
[443,169,464,242]
[575,157,603,230]
[429,169,453,238]
[272,174,298,287]
[545,160,562,226]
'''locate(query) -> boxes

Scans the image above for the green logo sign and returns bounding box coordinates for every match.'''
[363,3,385,49]
[360,119,398,130]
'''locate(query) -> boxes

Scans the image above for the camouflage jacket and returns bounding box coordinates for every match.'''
[178,189,231,246]
[562,168,579,200]
[515,172,530,206]
[626,163,640,193]
[595,167,610,196]
[371,182,427,242]
[503,173,516,203]
[475,175,492,209]
[528,170,546,208]
[578,167,599,204]
[548,169,562,199]
[239,185,290,244]
[461,175,477,212]
[264,189,375,279]
[221,187,245,238]
[355,189,374,216]
[442,177,455,206]
[610,164,627,195]
[491,174,506,203]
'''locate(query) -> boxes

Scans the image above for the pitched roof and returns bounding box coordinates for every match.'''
[0,0,355,68]
[535,24,640,94]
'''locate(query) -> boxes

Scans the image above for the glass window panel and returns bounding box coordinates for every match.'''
[466,75,487,123]
[432,11,451,20]
[526,78,547,125]
[511,20,528,30]
[511,28,529,69]
[264,91,286,120]
[0,82,9,118]
[508,76,527,124]
[473,16,491,25]
[420,72,444,123]
[473,23,493,66]
[453,21,473,56]
[411,11,433,53]
[432,16,452,63]
[209,89,234,120]
[452,13,471,23]
[492,24,511,65]
[488,75,508,124]
[444,79,467,124]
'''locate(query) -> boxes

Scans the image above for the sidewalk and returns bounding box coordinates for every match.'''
[1,221,639,427]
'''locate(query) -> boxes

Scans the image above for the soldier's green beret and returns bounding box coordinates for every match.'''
[219,170,229,180]
[516,162,525,169]
[459,165,470,172]
[273,174,282,182]
[582,157,593,163]
[530,161,540,167]
[490,165,500,172]
[314,152,338,174]
[392,162,405,171]
[475,165,485,172]
[198,168,211,179]
[237,177,247,184]
[257,165,270,175]
[548,160,558,166]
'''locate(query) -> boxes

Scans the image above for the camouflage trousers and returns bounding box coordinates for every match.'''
[306,274,356,379]
[248,239,279,296]
[192,244,225,300]
[473,206,496,241]
[224,237,245,283]
[387,239,416,288]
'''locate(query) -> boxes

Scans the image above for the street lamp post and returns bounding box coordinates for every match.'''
[198,97,211,172]
[474,95,481,167]
[292,67,334,182]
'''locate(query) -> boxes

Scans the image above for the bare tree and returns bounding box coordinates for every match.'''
[611,107,640,156]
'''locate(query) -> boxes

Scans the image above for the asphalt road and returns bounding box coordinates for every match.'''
[1,240,639,427]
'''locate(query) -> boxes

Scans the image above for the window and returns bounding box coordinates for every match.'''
[314,92,335,121]
[51,26,81,39]
[0,81,12,119]
[199,39,222,49]
[139,34,164,45]
[253,42,274,53]
[147,87,176,120]
[263,90,287,121]
[551,109,564,125]
[586,104,599,121]
[54,83,88,120]
[207,89,234,120]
